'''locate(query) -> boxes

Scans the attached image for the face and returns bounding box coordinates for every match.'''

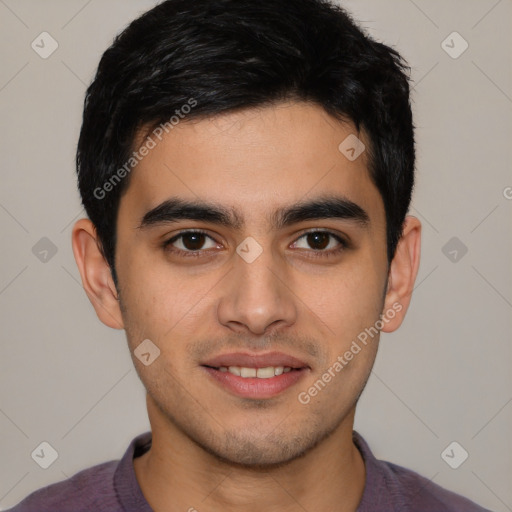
[113,101,391,466]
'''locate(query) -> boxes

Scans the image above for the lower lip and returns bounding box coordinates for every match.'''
[202,366,308,399]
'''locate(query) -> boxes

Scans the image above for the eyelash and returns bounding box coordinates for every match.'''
[162,229,349,259]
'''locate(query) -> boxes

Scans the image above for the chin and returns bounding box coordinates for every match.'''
[199,426,325,468]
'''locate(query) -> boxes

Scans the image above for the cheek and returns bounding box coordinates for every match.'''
[121,261,220,347]
[301,265,384,339]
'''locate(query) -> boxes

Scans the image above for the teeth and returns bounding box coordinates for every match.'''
[240,367,257,378]
[228,366,241,376]
[220,366,293,378]
[256,367,274,378]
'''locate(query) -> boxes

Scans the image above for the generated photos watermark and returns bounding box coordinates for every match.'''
[298,301,403,405]
[93,98,198,200]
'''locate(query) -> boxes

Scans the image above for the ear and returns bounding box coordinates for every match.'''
[71,218,124,330]
[381,215,421,333]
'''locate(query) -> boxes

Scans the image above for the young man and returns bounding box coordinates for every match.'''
[8,0,492,511]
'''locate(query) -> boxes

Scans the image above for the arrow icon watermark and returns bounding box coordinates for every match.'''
[134,339,161,366]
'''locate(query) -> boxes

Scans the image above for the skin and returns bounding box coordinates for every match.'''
[72,101,421,512]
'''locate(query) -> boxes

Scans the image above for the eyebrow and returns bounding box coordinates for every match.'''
[136,195,370,231]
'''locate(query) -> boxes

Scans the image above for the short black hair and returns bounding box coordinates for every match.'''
[76,0,415,287]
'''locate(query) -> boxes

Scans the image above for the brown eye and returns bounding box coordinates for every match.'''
[163,230,218,256]
[291,230,348,259]
[180,232,207,250]
[306,232,331,250]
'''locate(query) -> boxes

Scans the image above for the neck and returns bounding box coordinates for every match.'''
[134,399,366,512]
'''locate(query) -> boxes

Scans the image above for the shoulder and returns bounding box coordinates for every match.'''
[384,460,494,512]
[6,460,121,512]
[353,431,493,512]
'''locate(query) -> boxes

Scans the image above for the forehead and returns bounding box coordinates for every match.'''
[120,101,385,230]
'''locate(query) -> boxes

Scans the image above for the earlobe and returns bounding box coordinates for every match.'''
[381,215,421,333]
[71,218,124,330]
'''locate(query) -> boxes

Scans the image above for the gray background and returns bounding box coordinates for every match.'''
[0,0,510,510]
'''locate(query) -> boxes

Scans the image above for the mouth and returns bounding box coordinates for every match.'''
[201,352,310,399]
[205,365,299,378]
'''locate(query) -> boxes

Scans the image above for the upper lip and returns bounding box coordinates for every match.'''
[202,351,310,369]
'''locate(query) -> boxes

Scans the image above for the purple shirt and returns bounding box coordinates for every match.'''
[7,430,492,512]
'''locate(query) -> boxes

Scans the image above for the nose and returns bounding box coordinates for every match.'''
[216,243,298,336]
